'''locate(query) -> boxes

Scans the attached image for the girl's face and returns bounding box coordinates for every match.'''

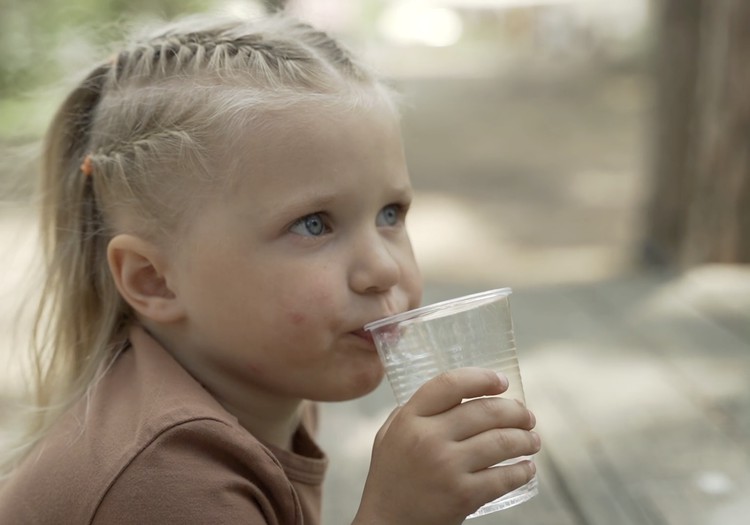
[164,101,422,405]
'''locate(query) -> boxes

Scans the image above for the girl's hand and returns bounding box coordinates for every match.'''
[353,367,541,525]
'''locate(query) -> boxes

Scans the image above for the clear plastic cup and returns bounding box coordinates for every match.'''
[365,288,538,519]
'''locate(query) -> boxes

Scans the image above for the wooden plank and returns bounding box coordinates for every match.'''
[560,274,750,525]
[513,285,664,525]
[671,265,750,346]
[586,272,750,447]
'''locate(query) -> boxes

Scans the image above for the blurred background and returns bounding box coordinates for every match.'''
[1,1,748,524]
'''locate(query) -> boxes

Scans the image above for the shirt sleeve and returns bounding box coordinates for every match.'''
[92,418,301,525]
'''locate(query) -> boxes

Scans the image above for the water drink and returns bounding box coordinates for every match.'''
[365,288,538,518]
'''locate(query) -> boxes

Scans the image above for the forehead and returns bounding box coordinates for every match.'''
[215,98,410,202]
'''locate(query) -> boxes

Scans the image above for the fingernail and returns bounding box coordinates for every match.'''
[528,410,536,427]
[531,431,541,449]
[496,372,509,389]
[529,461,537,475]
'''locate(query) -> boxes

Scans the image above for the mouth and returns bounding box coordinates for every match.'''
[351,328,375,345]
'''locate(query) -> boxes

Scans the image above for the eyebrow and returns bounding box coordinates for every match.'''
[272,191,338,215]
[266,184,413,221]
[383,184,415,204]
[254,191,334,227]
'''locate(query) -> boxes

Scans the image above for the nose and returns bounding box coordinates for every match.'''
[349,233,402,294]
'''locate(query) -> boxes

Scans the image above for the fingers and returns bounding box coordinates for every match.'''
[470,460,538,506]
[407,368,509,417]
[460,428,541,472]
[443,396,536,441]
[366,367,540,524]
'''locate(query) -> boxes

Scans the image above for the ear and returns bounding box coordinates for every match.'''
[107,234,185,324]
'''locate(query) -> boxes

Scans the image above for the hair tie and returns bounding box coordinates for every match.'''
[80,154,94,178]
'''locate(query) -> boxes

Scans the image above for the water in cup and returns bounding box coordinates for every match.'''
[365,288,538,518]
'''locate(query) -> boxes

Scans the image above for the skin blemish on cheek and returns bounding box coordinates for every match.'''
[246,362,262,375]
[289,312,307,326]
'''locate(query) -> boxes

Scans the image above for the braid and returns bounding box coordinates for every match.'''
[108,17,368,87]
[111,32,313,81]
[83,19,372,195]
[297,26,365,80]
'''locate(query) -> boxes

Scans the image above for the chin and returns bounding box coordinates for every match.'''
[318,366,385,402]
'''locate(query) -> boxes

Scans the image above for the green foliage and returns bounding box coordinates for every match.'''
[0,0,214,140]
[0,96,58,140]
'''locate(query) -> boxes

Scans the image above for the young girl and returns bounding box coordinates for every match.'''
[0,12,540,524]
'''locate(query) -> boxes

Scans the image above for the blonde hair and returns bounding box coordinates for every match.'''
[1,12,394,476]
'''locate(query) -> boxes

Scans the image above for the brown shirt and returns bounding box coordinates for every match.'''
[0,326,328,524]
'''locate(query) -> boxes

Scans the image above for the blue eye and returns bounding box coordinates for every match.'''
[377,204,402,227]
[290,213,328,236]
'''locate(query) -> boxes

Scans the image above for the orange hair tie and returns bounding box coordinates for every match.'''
[80,154,93,178]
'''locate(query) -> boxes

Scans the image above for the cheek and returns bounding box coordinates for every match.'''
[289,312,306,326]
[277,275,339,326]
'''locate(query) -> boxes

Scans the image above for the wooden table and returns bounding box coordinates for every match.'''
[319,265,750,524]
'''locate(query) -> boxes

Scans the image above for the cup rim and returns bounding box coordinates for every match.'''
[364,287,513,331]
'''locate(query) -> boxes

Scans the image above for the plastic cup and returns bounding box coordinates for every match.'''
[364,288,538,518]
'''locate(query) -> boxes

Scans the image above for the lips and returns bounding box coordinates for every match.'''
[351,328,375,344]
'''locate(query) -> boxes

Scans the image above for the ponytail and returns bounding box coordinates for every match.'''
[37,59,130,412]
[0,63,129,476]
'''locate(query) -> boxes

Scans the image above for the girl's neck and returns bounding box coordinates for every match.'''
[224,397,304,451]
[142,323,304,452]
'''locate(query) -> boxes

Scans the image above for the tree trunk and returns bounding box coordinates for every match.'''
[642,0,702,266]
[683,0,750,264]
[642,0,750,267]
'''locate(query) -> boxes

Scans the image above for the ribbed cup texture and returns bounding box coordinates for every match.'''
[369,291,538,518]
[372,296,524,406]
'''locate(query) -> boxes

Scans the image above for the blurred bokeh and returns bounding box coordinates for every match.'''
[0,0,654,283]
[1,1,748,524]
